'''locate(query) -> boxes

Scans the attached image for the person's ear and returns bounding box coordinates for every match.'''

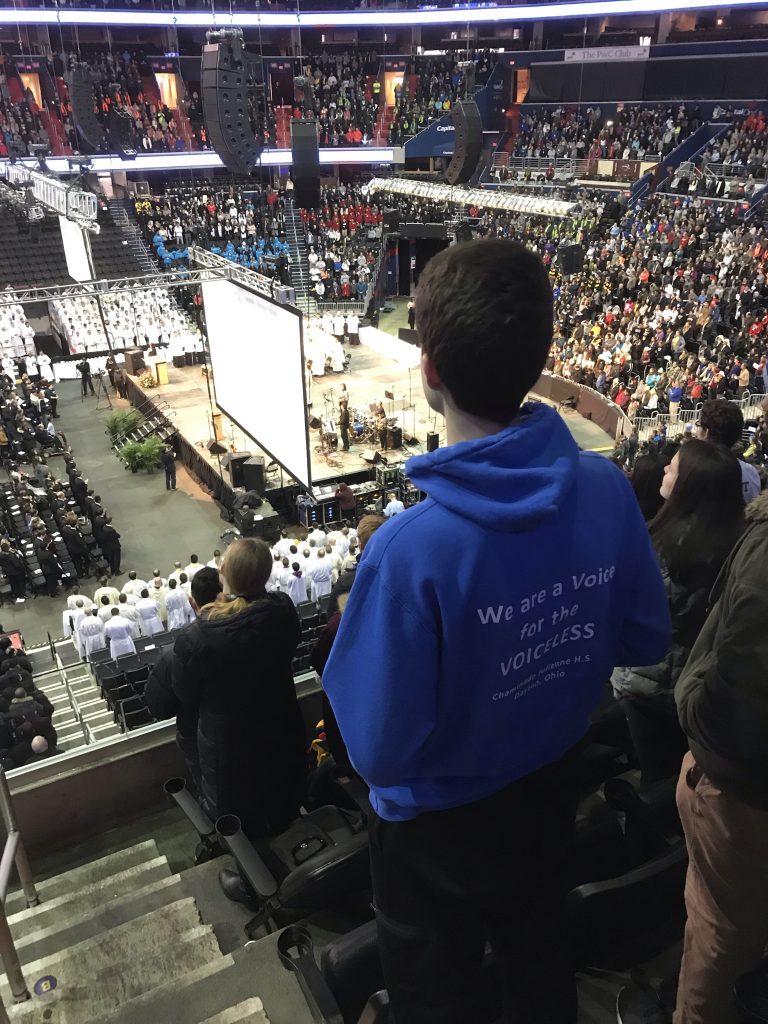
[421,351,442,392]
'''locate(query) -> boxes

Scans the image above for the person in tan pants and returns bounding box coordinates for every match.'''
[674,491,768,1024]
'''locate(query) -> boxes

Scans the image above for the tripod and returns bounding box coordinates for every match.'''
[94,373,113,411]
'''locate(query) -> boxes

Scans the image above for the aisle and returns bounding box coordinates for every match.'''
[4,380,226,646]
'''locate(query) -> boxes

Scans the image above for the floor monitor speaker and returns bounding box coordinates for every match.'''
[202,38,264,175]
[221,451,251,489]
[67,63,108,152]
[444,100,482,187]
[206,439,227,455]
[291,119,321,209]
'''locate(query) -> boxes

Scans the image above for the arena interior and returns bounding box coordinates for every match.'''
[0,1,764,1021]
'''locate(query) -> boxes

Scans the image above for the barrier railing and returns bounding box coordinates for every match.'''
[0,767,39,1019]
[633,391,766,442]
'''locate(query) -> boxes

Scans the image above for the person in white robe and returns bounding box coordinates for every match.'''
[207,549,223,571]
[308,550,333,601]
[78,610,106,660]
[93,578,120,606]
[284,564,309,606]
[121,571,147,598]
[117,595,142,639]
[266,555,284,593]
[104,609,136,659]
[135,590,163,636]
[97,596,115,624]
[165,580,194,631]
[71,599,89,655]
[150,578,168,623]
[167,562,184,586]
[184,556,203,579]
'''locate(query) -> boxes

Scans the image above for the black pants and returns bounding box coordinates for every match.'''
[72,552,90,579]
[9,575,25,600]
[369,750,581,1024]
[81,375,94,396]
[379,429,388,451]
[623,696,689,788]
[340,424,350,451]
[103,545,121,574]
[165,464,177,490]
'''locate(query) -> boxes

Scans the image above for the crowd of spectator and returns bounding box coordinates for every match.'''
[0,73,50,158]
[0,637,58,768]
[513,103,698,163]
[700,111,768,179]
[297,53,380,147]
[137,185,291,277]
[388,53,495,145]
[302,184,382,301]
[533,192,768,430]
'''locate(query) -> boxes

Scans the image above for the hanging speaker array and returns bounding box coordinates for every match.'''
[444,99,483,187]
[66,63,109,154]
[290,120,321,209]
[201,29,265,176]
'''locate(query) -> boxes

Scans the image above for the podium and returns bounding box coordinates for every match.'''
[154,360,168,386]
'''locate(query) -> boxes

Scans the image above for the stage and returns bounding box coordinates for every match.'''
[123,313,616,497]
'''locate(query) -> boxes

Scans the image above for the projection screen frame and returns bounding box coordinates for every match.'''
[204,278,312,491]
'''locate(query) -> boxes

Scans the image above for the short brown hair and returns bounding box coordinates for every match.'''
[416,239,553,423]
[357,514,386,550]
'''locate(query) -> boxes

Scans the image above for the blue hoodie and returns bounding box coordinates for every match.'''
[323,404,671,821]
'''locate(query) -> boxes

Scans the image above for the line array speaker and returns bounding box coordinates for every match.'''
[291,119,321,209]
[556,243,584,276]
[201,38,264,175]
[66,63,108,153]
[427,432,440,453]
[444,100,482,187]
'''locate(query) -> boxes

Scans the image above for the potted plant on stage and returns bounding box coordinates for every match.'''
[119,436,165,473]
[138,435,165,473]
[120,440,143,473]
[105,410,143,444]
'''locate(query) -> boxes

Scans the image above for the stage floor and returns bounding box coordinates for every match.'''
[128,310,614,492]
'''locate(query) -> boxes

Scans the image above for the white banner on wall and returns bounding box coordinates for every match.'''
[564,45,650,63]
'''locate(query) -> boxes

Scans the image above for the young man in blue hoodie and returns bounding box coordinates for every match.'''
[323,239,670,1024]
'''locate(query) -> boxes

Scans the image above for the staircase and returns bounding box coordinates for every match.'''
[39,107,71,156]
[374,105,394,146]
[275,106,292,149]
[106,199,158,275]
[172,103,197,151]
[3,841,273,1023]
[284,199,316,315]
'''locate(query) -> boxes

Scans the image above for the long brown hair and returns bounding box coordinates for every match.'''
[205,538,272,620]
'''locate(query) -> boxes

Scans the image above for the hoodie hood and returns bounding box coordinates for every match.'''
[405,403,579,531]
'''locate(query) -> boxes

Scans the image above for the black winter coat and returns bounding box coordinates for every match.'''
[172,594,305,838]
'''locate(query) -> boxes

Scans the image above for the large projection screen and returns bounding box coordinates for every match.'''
[202,280,310,489]
[58,216,92,282]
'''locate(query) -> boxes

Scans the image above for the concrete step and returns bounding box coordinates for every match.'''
[6,840,160,914]
[10,923,222,1023]
[6,898,206,992]
[11,873,188,968]
[201,999,270,1024]
[9,854,172,933]
[103,933,313,1024]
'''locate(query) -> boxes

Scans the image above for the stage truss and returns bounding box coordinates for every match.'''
[0,247,285,306]
[364,177,578,219]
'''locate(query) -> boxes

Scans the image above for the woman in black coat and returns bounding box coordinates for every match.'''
[612,440,745,787]
[0,542,26,603]
[173,538,305,840]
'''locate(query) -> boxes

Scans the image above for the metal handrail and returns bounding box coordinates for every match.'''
[0,766,39,1015]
